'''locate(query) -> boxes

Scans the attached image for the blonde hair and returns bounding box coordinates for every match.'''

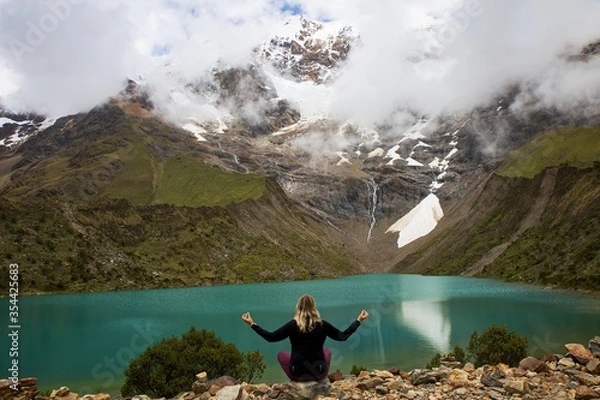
[294,294,322,333]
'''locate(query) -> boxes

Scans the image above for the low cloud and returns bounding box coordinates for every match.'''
[0,0,598,127]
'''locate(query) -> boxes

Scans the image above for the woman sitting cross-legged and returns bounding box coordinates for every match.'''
[241,294,369,382]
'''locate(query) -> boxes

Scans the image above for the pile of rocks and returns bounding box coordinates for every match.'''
[3,337,600,400]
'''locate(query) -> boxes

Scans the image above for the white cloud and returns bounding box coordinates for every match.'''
[0,0,598,122]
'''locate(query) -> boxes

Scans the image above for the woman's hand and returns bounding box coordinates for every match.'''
[242,312,254,326]
[357,310,369,322]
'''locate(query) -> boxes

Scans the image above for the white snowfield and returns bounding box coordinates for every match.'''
[0,116,58,147]
[386,193,444,249]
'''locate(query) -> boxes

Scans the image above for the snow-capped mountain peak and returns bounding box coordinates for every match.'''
[256,16,359,84]
[0,108,56,149]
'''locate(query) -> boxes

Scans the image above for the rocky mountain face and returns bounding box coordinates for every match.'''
[0,108,51,155]
[0,17,599,293]
[256,16,357,83]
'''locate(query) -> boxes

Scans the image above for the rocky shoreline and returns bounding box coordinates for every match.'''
[4,337,600,400]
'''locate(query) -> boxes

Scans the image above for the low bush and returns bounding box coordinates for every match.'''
[350,365,368,376]
[426,345,466,369]
[121,327,265,398]
[467,325,528,367]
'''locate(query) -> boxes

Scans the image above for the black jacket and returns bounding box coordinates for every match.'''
[252,319,361,378]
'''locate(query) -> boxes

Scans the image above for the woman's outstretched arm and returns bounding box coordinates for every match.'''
[242,312,295,342]
[325,309,369,341]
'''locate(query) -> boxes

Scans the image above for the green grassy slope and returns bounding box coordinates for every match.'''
[0,105,360,294]
[483,167,600,290]
[0,193,358,294]
[394,127,600,292]
[498,127,600,178]
[1,107,266,207]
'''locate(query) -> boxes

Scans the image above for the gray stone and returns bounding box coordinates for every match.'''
[503,379,529,395]
[356,377,385,390]
[282,379,331,399]
[215,384,243,400]
[586,358,600,375]
[589,337,600,357]
[573,371,600,386]
[481,368,506,388]
[559,357,577,369]
[487,391,505,400]
[409,370,447,386]
[575,385,600,400]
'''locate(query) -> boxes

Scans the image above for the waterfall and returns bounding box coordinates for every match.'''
[367,179,379,243]
[233,154,249,173]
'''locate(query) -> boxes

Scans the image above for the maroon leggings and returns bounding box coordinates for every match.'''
[277,349,332,381]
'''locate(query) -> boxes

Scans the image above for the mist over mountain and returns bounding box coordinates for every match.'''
[1,0,599,122]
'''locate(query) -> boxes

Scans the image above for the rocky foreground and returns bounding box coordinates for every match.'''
[4,338,600,400]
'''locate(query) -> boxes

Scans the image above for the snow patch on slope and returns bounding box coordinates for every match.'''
[387,193,444,249]
[0,115,57,148]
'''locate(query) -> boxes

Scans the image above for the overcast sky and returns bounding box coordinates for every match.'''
[0,0,599,122]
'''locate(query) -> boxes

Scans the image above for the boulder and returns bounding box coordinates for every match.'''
[51,387,71,398]
[87,395,110,400]
[448,369,470,388]
[50,387,78,400]
[214,385,244,400]
[244,383,270,396]
[463,363,476,373]
[566,343,594,364]
[481,366,507,388]
[574,385,600,400]
[503,379,529,395]
[559,357,577,369]
[580,371,600,387]
[18,378,37,388]
[0,380,13,397]
[586,358,600,375]
[327,371,343,382]
[356,376,385,390]
[0,378,40,400]
[520,356,549,372]
[589,337,600,357]
[373,369,395,379]
[410,370,447,386]
[280,379,331,399]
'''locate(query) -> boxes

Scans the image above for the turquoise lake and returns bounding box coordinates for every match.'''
[2,274,600,395]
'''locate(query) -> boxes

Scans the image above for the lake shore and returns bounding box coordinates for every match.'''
[4,337,600,400]
[6,273,600,300]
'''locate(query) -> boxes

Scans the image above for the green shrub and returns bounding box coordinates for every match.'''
[242,350,267,384]
[121,327,265,398]
[350,365,367,376]
[426,345,466,369]
[426,353,442,369]
[467,325,528,367]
